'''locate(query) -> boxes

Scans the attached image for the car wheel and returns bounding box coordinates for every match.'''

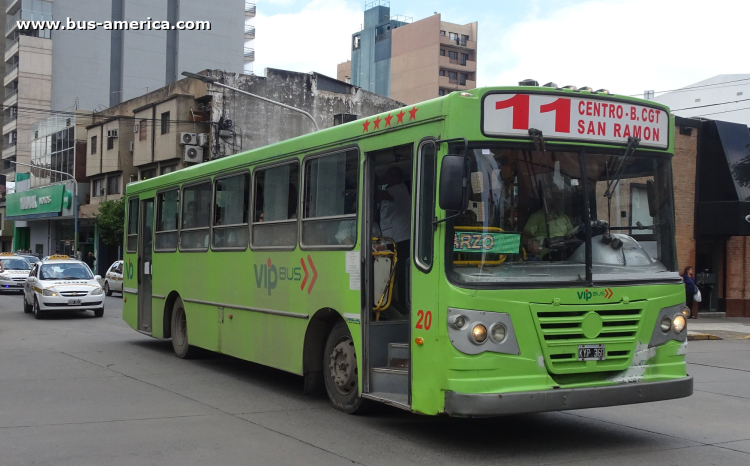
[23,294,32,313]
[94,308,104,318]
[33,297,44,320]
[104,281,112,296]
[323,321,366,414]
[171,298,198,359]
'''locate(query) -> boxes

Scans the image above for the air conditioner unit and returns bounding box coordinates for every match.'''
[180,132,197,145]
[184,145,203,163]
[128,141,134,152]
[107,129,119,138]
[197,133,209,146]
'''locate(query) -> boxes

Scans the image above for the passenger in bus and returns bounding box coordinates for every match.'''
[377,166,411,310]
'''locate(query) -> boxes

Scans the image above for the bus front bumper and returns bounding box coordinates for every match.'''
[444,376,693,417]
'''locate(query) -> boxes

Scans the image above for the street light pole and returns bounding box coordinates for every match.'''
[8,160,79,253]
[181,71,320,131]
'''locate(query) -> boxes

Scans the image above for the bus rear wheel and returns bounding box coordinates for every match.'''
[171,298,197,359]
[323,321,365,414]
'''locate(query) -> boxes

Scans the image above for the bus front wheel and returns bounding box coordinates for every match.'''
[171,298,197,359]
[323,321,365,414]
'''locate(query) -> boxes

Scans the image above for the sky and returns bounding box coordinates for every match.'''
[253,0,750,98]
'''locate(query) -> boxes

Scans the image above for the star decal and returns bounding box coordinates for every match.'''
[396,110,406,124]
[362,119,370,132]
[373,116,382,130]
[384,114,393,127]
[408,106,419,121]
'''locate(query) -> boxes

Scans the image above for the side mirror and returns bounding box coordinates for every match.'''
[95,275,102,281]
[439,155,469,213]
[646,179,657,217]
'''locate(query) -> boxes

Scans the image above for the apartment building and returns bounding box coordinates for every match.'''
[244,1,255,74]
[340,1,478,104]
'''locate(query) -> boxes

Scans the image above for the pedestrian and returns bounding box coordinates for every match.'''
[75,248,82,261]
[682,266,698,319]
[84,251,96,271]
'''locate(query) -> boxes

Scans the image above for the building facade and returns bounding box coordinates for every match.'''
[340,1,478,104]
[652,74,750,126]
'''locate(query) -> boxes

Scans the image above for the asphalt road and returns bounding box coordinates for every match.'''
[1,291,750,466]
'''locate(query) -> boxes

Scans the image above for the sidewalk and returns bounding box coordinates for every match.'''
[687,317,750,341]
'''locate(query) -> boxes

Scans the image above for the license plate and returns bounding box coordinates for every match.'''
[68,299,81,305]
[578,344,606,361]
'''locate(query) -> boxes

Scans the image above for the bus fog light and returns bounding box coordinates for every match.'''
[449,314,467,329]
[660,316,672,333]
[673,315,686,333]
[471,324,487,344]
[489,323,507,343]
[681,307,690,319]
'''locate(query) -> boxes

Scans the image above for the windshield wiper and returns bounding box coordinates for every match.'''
[603,136,640,225]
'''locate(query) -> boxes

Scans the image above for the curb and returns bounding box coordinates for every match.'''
[688,333,722,341]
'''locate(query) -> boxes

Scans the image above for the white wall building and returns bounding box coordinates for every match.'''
[651,74,750,126]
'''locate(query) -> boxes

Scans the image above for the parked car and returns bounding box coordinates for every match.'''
[18,254,40,265]
[23,255,104,319]
[0,253,32,293]
[103,260,124,296]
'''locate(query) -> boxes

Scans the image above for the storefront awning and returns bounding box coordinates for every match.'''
[696,120,750,236]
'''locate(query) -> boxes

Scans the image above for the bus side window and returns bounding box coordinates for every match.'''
[126,198,139,253]
[301,149,359,248]
[180,181,212,251]
[252,162,299,249]
[155,189,179,252]
[213,172,250,250]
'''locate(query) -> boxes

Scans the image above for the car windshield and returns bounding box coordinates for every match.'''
[1,258,31,270]
[21,256,39,264]
[447,145,677,286]
[39,263,94,280]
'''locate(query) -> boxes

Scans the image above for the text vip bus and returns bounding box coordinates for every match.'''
[122,84,692,416]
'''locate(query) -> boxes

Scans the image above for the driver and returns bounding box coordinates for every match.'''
[523,192,577,255]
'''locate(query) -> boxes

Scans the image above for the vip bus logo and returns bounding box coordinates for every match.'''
[254,258,308,295]
[126,259,134,280]
[577,288,613,301]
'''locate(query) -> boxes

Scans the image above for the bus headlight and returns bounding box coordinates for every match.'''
[489,323,507,343]
[470,324,488,344]
[673,315,686,333]
[660,316,672,333]
[449,314,467,329]
[43,289,57,297]
[91,287,104,296]
[681,307,690,319]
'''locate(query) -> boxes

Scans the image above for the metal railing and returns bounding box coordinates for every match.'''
[244,47,255,61]
[4,62,18,77]
[5,37,18,53]
[4,89,17,102]
[244,26,255,36]
[3,140,17,150]
[4,112,17,123]
[245,2,256,15]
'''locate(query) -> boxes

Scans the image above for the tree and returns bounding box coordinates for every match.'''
[96,197,126,246]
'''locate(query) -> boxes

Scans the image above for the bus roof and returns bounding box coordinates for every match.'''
[126,86,672,195]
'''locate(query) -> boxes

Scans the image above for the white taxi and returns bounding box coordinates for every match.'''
[102,260,124,296]
[23,255,105,319]
[0,253,32,294]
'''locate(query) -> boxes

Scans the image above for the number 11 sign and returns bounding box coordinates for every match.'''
[482,93,669,149]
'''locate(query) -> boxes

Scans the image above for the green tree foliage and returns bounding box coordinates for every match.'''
[96,198,126,246]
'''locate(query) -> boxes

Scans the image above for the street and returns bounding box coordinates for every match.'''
[1,292,750,466]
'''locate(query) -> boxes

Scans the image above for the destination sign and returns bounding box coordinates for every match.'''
[483,93,669,149]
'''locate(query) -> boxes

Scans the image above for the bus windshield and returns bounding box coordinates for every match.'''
[447,145,677,286]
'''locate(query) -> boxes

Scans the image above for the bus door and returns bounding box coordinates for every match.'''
[137,198,154,333]
[362,144,413,406]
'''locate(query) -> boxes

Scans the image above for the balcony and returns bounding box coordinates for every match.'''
[4,63,18,87]
[2,141,16,159]
[245,2,256,17]
[5,36,18,53]
[439,76,476,91]
[439,56,476,73]
[244,26,255,39]
[6,0,20,15]
[4,88,17,106]
[244,47,255,62]
[439,35,477,51]
[2,165,15,175]
[3,114,17,134]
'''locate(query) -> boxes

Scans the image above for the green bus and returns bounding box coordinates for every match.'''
[122,84,693,416]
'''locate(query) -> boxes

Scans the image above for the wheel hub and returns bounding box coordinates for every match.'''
[329,339,356,395]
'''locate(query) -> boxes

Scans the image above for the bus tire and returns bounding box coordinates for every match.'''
[323,321,365,414]
[171,298,197,359]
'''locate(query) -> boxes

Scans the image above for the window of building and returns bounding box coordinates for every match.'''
[439,69,445,77]
[91,136,97,154]
[440,30,446,36]
[439,89,446,96]
[461,34,469,46]
[180,182,212,251]
[448,71,458,83]
[440,49,446,56]
[253,162,299,249]
[353,35,361,50]
[460,73,468,86]
[140,168,156,180]
[449,32,459,44]
[107,136,114,150]
[161,111,170,135]
[214,172,250,249]
[302,150,358,248]
[126,198,139,253]
[461,53,469,65]
[107,176,120,195]
[449,51,458,60]
[139,120,147,141]
[160,164,177,175]
[155,189,179,251]
[92,178,105,197]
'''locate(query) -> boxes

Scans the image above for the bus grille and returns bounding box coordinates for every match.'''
[530,303,644,375]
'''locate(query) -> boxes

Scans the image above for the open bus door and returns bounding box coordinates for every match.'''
[137,198,154,333]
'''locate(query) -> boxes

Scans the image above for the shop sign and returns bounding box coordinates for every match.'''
[6,184,66,218]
